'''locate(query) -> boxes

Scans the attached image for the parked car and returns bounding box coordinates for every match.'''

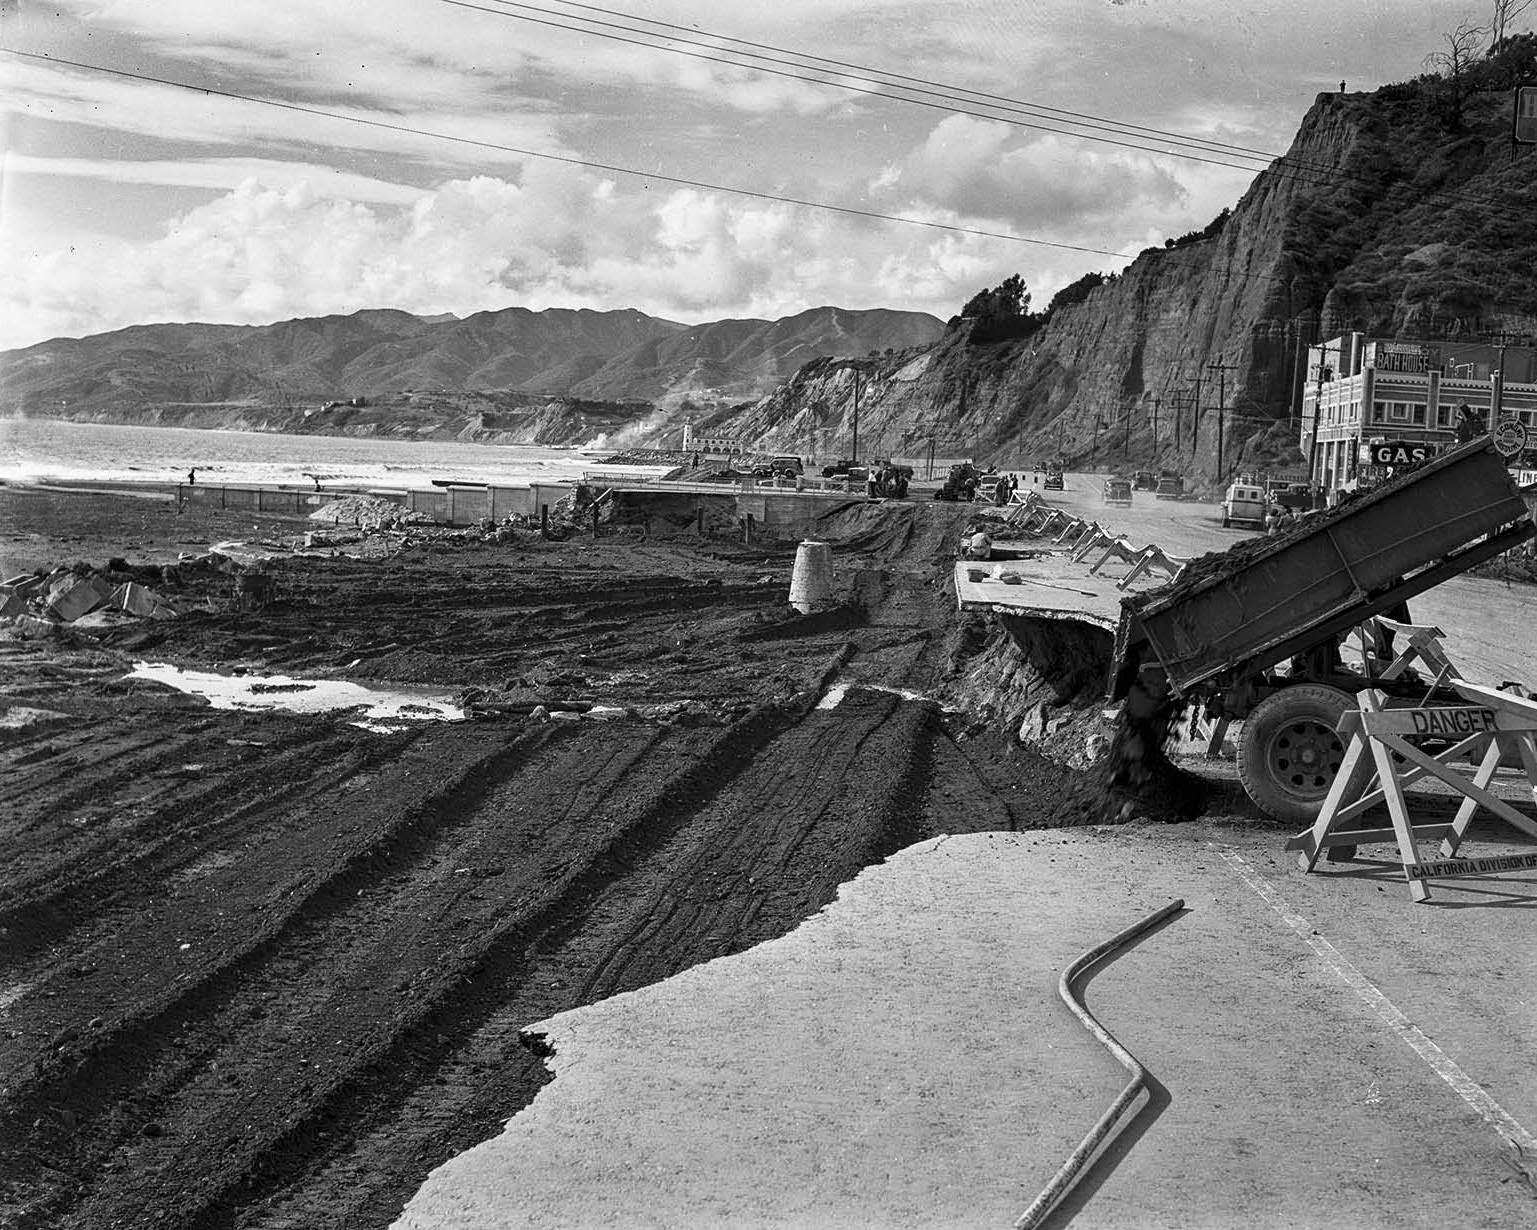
[1132,469,1158,491]
[1103,478,1133,506]
[1275,482,1314,511]
[1154,475,1184,499]
[1043,468,1065,491]
[1222,480,1268,528]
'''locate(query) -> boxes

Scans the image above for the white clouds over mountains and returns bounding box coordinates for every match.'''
[2,165,1010,348]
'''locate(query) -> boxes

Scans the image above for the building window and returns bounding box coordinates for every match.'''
[1389,402,1411,422]
[1372,401,1388,423]
[1436,405,1453,427]
[1411,404,1425,424]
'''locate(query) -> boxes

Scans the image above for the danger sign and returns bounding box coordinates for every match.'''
[1367,441,1433,466]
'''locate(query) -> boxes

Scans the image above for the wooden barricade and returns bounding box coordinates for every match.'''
[1289,682,1537,902]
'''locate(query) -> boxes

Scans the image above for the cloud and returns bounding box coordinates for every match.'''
[885,114,1200,230]
[5,154,428,206]
[0,167,1047,349]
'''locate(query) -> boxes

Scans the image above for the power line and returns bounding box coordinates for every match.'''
[0,47,1129,259]
[444,0,1292,178]
[450,0,1537,217]
[469,0,1291,172]
[539,0,1299,166]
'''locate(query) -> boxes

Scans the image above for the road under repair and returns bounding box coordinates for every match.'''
[2,484,1533,1227]
[0,488,1142,1227]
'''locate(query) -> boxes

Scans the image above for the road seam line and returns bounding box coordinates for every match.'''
[1216,846,1537,1155]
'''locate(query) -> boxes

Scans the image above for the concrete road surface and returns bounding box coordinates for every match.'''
[396,823,1537,1230]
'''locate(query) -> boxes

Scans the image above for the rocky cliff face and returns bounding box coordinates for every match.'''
[716,79,1537,483]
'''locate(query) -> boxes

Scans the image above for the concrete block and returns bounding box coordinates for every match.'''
[112,582,169,618]
[47,574,112,622]
[0,590,26,618]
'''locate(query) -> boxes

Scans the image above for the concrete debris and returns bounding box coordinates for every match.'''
[46,574,112,622]
[112,582,176,619]
[309,495,425,531]
[1,563,181,631]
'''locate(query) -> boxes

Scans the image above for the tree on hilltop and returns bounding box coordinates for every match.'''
[959,274,1031,324]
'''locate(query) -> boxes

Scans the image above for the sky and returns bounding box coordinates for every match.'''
[0,0,1506,350]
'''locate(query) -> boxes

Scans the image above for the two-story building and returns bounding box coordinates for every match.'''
[1300,333,1537,491]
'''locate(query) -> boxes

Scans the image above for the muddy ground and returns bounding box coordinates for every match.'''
[0,485,1129,1228]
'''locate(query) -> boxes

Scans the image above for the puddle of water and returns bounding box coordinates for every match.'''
[129,662,466,731]
[815,678,958,713]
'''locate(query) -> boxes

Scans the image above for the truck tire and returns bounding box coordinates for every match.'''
[1237,684,1353,824]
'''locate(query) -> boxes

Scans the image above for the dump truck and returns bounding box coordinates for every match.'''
[1108,439,1535,821]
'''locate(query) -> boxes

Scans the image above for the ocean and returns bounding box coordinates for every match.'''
[0,418,670,490]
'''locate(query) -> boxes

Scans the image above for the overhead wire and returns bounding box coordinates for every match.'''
[0,46,1432,299]
[442,0,1303,179]
[448,0,1537,217]
[0,47,1126,259]
[537,0,1298,165]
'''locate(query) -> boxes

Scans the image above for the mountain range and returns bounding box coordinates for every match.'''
[0,305,942,426]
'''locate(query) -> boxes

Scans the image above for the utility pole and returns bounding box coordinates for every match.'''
[1307,346,1332,491]
[1487,330,1525,425]
[1192,375,1203,457]
[1151,393,1161,453]
[1207,359,1237,480]
[1123,403,1131,462]
[850,368,861,464]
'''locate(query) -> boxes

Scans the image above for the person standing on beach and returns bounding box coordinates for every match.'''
[187,467,197,485]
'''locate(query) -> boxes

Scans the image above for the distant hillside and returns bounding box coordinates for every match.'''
[711,37,1537,484]
[0,304,943,434]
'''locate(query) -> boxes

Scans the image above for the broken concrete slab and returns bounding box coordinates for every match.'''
[111,581,172,618]
[46,575,113,622]
[0,590,25,618]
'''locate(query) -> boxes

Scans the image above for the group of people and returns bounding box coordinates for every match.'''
[990,472,1020,505]
[1264,504,1303,536]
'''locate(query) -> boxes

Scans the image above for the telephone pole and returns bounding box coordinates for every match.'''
[1151,393,1161,453]
[1207,359,1237,479]
[1306,347,1332,489]
[850,368,861,463]
[1186,375,1198,455]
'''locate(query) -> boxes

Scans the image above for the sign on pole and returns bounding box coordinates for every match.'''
[1493,419,1528,458]
[1516,86,1537,145]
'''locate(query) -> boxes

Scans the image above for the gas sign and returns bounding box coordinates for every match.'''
[1367,441,1434,466]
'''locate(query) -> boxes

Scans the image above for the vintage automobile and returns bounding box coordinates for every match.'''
[1154,474,1184,499]
[1221,480,1268,528]
[1103,477,1134,506]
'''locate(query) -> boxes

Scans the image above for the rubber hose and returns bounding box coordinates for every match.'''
[1014,898,1186,1230]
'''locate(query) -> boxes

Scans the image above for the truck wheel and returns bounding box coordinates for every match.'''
[1237,685,1353,824]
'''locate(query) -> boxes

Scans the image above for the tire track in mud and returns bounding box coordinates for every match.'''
[0,720,417,971]
[0,728,549,1159]
[202,691,948,1229]
[3,698,807,1229]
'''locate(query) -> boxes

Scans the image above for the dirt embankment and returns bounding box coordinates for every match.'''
[0,488,1123,1228]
